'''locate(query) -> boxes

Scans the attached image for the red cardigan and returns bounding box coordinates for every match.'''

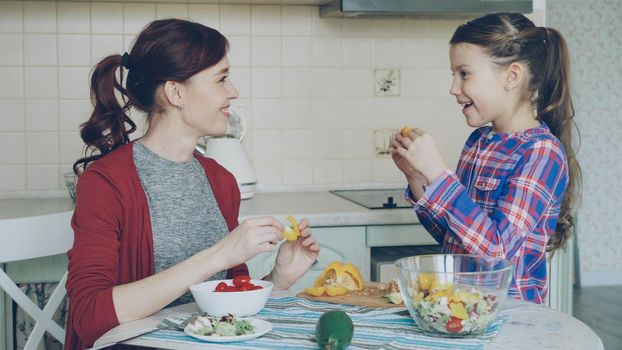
[64,142,248,349]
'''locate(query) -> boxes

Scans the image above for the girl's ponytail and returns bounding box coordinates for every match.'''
[72,54,136,175]
[537,28,582,253]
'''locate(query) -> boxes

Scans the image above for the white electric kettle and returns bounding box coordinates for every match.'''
[195,108,257,199]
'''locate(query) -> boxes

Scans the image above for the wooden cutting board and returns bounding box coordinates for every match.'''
[295,282,403,308]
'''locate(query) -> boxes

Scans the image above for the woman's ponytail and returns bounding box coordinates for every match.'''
[73,54,136,175]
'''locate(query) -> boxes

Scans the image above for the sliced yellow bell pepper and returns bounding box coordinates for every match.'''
[417,273,436,291]
[401,126,412,138]
[287,214,300,232]
[314,261,365,291]
[282,227,299,241]
[449,302,469,320]
[325,285,348,296]
[282,214,300,241]
[305,286,326,297]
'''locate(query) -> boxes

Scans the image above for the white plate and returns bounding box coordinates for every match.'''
[184,318,272,343]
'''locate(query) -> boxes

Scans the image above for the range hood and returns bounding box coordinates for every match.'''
[320,0,533,18]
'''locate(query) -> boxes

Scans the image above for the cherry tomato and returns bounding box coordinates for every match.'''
[446,317,463,333]
[214,281,228,292]
[223,285,240,292]
[233,275,251,287]
[239,283,255,291]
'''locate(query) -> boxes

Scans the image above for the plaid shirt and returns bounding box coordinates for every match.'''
[407,123,568,304]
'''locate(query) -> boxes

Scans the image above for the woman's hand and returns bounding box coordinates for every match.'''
[267,218,320,290]
[212,216,284,271]
[391,128,448,184]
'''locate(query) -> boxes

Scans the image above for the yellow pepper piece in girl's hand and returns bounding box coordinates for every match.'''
[401,126,412,138]
[282,214,301,241]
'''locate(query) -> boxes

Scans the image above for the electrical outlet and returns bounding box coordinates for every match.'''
[373,129,398,157]
[374,69,401,97]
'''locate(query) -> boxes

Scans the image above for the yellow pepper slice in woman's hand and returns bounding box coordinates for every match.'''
[282,214,301,241]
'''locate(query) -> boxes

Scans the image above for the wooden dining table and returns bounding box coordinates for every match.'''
[91,289,603,350]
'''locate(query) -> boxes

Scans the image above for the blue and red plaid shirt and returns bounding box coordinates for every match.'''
[407,123,568,304]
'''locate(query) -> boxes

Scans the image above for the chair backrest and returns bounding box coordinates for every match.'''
[0,211,74,350]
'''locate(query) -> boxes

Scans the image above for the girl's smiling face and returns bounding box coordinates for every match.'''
[449,43,511,128]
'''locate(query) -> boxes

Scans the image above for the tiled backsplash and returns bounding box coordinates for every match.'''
[0,1,475,197]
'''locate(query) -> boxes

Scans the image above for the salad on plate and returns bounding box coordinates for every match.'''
[183,313,273,343]
[186,313,254,337]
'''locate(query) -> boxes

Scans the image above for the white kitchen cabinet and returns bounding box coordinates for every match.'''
[547,236,574,314]
[366,224,438,246]
[245,226,369,292]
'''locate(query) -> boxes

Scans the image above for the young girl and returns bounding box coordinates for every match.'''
[391,12,581,304]
[66,19,319,349]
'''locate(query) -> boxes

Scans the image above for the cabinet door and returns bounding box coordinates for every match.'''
[245,226,369,292]
[366,224,438,246]
[547,236,574,314]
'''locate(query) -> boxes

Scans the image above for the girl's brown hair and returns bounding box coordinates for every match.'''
[73,18,228,174]
[450,13,582,253]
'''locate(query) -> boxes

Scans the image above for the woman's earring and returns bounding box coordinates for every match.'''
[178,104,184,110]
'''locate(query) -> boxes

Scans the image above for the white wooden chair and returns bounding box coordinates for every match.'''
[0,211,74,350]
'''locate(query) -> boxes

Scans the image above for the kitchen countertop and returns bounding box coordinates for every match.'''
[0,198,75,220]
[0,192,419,226]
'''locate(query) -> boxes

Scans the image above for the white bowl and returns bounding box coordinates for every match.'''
[189,279,273,317]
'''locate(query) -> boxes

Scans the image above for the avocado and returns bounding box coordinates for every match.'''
[315,310,354,350]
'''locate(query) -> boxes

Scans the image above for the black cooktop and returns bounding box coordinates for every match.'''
[330,189,411,209]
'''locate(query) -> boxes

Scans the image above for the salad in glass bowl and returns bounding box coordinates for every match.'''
[395,254,513,337]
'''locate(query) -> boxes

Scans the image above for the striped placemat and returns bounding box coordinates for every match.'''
[143,297,510,349]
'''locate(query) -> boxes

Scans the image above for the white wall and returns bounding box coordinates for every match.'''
[547,0,622,286]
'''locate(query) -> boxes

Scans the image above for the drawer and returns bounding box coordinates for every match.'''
[366,225,438,247]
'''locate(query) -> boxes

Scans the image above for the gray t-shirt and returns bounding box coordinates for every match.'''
[133,141,229,305]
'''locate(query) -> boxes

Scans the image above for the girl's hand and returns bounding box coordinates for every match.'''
[391,128,449,184]
[213,216,284,270]
[390,131,423,180]
[268,218,320,290]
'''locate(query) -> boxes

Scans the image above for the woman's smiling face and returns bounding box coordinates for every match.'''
[181,56,239,137]
[449,43,511,128]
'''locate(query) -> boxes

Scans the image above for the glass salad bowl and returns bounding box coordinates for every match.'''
[395,254,513,337]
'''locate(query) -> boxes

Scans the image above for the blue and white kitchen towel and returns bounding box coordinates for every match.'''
[144,297,510,349]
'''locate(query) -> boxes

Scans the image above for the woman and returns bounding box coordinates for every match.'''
[66,18,319,349]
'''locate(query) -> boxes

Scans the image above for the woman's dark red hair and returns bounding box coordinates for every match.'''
[73,18,228,174]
